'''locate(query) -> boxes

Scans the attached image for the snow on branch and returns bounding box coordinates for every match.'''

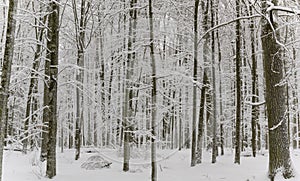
[197,14,261,45]
[244,95,265,106]
[269,119,284,131]
[269,112,287,131]
[267,2,300,15]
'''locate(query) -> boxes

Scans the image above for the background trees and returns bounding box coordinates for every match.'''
[0,0,300,180]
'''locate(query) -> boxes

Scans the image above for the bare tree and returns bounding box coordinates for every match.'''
[72,0,90,160]
[0,0,18,180]
[23,1,46,154]
[123,0,138,172]
[234,0,242,165]
[148,0,157,180]
[44,0,59,178]
[261,1,294,180]
[191,0,200,167]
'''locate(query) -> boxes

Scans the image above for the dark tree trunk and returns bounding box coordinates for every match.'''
[123,0,137,172]
[250,5,259,157]
[234,0,241,165]
[261,1,294,180]
[148,0,157,180]
[196,72,208,164]
[191,0,200,167]
[23,4,46,153]
[195,0,209,164]
[210,0,218,164]
[45,0,59,178]
[0,0,18,180]
[72,0,89,160]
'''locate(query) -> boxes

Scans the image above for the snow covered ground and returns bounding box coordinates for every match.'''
[3,148,300,181]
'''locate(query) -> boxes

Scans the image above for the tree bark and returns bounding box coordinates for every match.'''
[250,5,259,158]
[234,0,241,165]
[122,0,137,171]
[45,0,59,178]
[72,0,89,160]
[261,1,294,179]
[0,0,18,180]
[211,0,218,164]
[23,3,46,153]
[191,0,200,167]
[148,0,157,180]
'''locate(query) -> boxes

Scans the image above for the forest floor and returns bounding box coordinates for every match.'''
[2,147,300,181]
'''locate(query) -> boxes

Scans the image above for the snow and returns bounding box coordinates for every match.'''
[3,148,300,181]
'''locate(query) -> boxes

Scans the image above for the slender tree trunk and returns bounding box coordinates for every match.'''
[211,0,218,164]
[195,0,209,164]
[41,38,51,161]
[261,1,294,180]
[215,1,224,156]
[73,0,89,160]
[234,0,241,165]
[23,4,46,153]
[196,72,208,164]
[250,5,259,157]
[123,0,137,171]
[191,0,200,167]
[148,0,157,180]
[0,0,18,180]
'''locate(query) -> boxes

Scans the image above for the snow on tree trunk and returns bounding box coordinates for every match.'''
[261,1,294,180]
[72,0,89,161]
[148,0,157,180]
[23,2,46,154]
[45,0,59,178]
[190,0,200,167]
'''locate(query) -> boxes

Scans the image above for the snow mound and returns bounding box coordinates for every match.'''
[81,155,112,170]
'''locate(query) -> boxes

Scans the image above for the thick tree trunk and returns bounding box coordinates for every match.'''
[261,1,294,180]
[45,0,59,178]
[191,0,200,167]
[0,0,18,180]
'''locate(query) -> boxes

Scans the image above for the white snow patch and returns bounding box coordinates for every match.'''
[3,148,300,181]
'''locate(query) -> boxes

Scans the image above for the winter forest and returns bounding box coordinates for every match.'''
[1,0,300,181]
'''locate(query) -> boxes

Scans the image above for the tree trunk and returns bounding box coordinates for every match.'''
[190,0,200,167]
[72,0,89,160]
[148,0,157,180]
[45,0,59,178]
[123,0,137,172]
[234,0,241,165]
[0,0,18,180]
[23,3,46,153]
[211,0,218,164]
[216,1,224,156]
[196,72,208,164]
[250,5,259,158]
[195,0,209,164]
[261,1,294,180]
